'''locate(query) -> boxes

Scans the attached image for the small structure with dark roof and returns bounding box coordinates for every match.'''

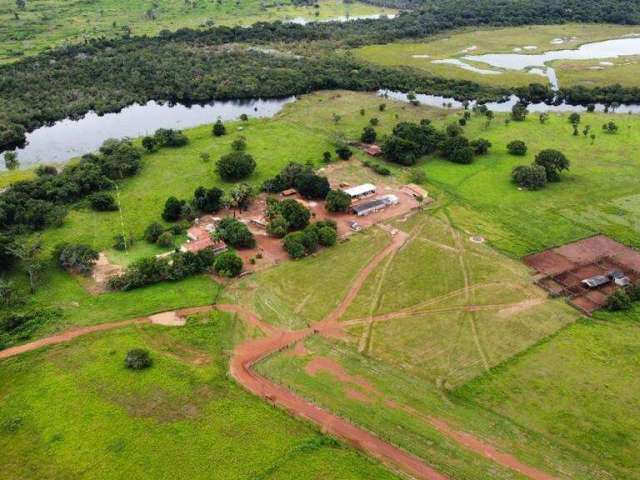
[581,275,610,289]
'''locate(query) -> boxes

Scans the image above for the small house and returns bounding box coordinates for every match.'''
[281,188,297,197]
[581,275,610,288]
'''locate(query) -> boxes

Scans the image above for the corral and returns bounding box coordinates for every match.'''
[523,235,640,314]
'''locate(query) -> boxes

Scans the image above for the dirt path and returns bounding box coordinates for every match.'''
[0,305,214,361]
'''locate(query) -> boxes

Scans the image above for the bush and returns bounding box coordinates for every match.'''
[215,218,255,248]
[53,243,99,275]
[113,233,133,251]
[142,136,157,152]
[360,126,377,144]
[470,138,491,155]
[450,146,475,165]
[507,140,527,156]
[511,164,548,190]
[216,151,256,181]
[156,231,174,248]
[326,189,351,213]
[88,192,118,211]
[212,119,226,136]
[162,196,185,222]
[408,168,426,184]
[231,136,247,152]
[511,103,528,121]
[144,222,164,243]
[335,145,352,160]
[124,349,152,370]
[35,165,58,176]
[602,121,618,134]
[0,309,60,349]
[214,251,243,277]
[153,128,188,147]
[606,290,632,311]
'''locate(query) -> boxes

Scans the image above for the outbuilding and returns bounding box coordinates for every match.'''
[342,183,376,200]
[581,275,610,288]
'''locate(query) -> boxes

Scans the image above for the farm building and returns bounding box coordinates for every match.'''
[363,144,382,157]
[352,194,399,216]
[183,225,227,254]
[581,275,610,288]
[281,188,297,197]
[343,183,376,200]
[402,183,429,200]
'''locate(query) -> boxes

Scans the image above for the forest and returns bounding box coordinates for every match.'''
[2,0,640,151]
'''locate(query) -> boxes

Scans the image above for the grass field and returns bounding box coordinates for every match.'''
[353,24,640,88]
[0,311,400,479]
[0,0,394,63]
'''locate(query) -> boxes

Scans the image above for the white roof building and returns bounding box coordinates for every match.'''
[342,183,376,198]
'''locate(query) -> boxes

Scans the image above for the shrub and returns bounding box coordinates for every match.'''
[144,222,164,243]
[470,138,491,155]
[124,349,152,370]
[507,140,527,156]
[511,164,548,190]
[113,233,133,251]
[216,151,256,181]
[212,119,226,136]
[408,168,426,184]
[88,192,118,211]
[0,309,60,349]
[602,121,619,134]
[35,165,58,176]
[141,136,157,152]
[153,128,188,147]
[511,102,528,121]
[53,243,99,275]
[214,251,243,277]
[606,290,632,311]
[156,231,174,248]
[335,145,352,160]
[449,146,475,165]
[231,136,247,152]
[215,218,255,248]
[360,126,377,144]
[325,189,351,213]
[162,196,185,222]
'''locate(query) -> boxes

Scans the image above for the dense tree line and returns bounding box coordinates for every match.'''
[0,139,141,231]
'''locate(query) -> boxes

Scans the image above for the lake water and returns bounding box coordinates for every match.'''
[3,97,296,170]
[435,36,640,90]
[380,90,640,114]
[287,13,395,25]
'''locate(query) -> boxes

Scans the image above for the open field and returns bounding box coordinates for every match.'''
[0,0,394,63]
[456,314,640,479]
[353,24,640,88]
[0,311,399,479]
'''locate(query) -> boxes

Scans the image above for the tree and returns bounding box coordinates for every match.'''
[212,119,226,136]
[144,222,164,243]
[193,186,223,213]
[483,110,494,129]
[4,152,18,171]
[266,214,288,238]
[141,136,157,152]
[318,226,337,246]
[335,144,351,160]
[370,117,379,126]
[470,138,491,155]
[9,237,44,294]
[511,102,528,121]
[157,231,174,248]
[360,126,377,144]
[325,189,351,213]
[231,136,247,152]
[534,149,570,181]
[16,0,26,10]
[511,164,547,190]
[88,192,118,211]
[538,112,549,124]
[382,135,418,166]
[507,140,527,156]
[322,151,332,163]
[602,121,618,134]
[606,289,632,311]
[226,183,254,214]
[35,165,57,176]
[216,151,256,181]
[294,173,330,199]
[447,122,463,137]
[125,349,152,370]
[283,231,306,259]
[53,243,99,275]
[280,199,311,230]
[450,146,474,165]
[214,251,243,277]
[162,196,184,222]
[378,104,386,112]
[0,279,16,306]
[215,218,255,248]
[568,112,581,126]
